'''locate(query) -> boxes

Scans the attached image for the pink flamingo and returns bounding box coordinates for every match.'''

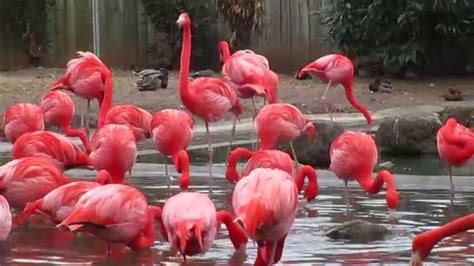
[50,51,113,134]
[15,170,112,225]
[410,213,474,265]
[58,184,161,253]
[177,13,243,187]
[12,131,90,170]
[0,157,69,209]
[41,90,91,153]
[436,118,474,198]
[89,124,137,184]
[329,131,398,214]
[225,147,319,200]
[104,104,153,142]
[296,54,372,125]
[2,103,44,143]
[255,103,316,165]
[232,168,300,265]
[150,109,193,190]
[0,195,11,241]
[156,191,248,262]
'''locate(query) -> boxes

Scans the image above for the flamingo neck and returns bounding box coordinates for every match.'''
[342,82,372,125]
[225,148,255,183]
[357,170,398,209]
[294,165,318,201]
[220,42,231,63]
[127,206,159,250]
[172,150,190,189]
[178,23,192,106]
[98,70,113,128]
[61,124,91,154]
[216,211,248,251]
[413,213,474,261]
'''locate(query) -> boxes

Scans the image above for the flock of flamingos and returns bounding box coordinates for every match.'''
[0,12,472,265]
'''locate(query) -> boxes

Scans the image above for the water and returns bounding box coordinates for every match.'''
[1,129,474,265]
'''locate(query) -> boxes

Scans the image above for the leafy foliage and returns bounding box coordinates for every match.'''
[0,0,55,47]
[140,0,216,68]
[217,0,264,49]
[322,0,472,69]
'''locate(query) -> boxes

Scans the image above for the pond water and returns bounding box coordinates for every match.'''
[1,127,474,265]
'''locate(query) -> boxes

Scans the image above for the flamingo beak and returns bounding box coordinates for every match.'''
[409,251,422,266]
[388,208,398,221]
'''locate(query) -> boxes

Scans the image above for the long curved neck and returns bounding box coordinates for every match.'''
[294,165,318,201]
[172,150,190,189]
[216,210,248,251]
[61,124,91,154]
[179,23,192,104]
[225,148,255,183]
[220,42,231,63]
[98,70,113,128]
[342,82,372,125]
[415,213,474,260]
[357,169,398,209]
[128,206,159,250]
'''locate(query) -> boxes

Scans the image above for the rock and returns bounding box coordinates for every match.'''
[325,219,391,243]
[439,104,474,127]
[376,114,442,155]
[443,88,463,102]
[287,121,345,168]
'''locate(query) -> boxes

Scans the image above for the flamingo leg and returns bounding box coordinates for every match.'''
[85,100,91,136]
[205,122,214,195]
[227,117,237,156]
[449,165,455,202]
[165,159,171,196]
[321,82,334,123]
[289,141,300,169]
[268,241,277,266]
[251,97,257,151]
[344,180,349,211]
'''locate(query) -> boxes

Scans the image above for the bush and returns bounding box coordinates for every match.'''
[322,0,472,72]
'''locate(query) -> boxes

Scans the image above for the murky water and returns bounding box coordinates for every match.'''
[1,129,474,265]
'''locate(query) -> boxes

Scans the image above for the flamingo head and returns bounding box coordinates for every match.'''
[95,170,112,185]
[176,220,204,257]
[218,41,230,62]
[445,117,458,128]
[303,122,317,141]
[177,13,191,27]
[410,231,435,266]
[409,251,423,266]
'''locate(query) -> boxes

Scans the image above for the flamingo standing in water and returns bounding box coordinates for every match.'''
[58,184,161,253]
[296,54,372,125]
[177,13,243,189]
[436,118,474,199]
[2,103,44,143]
[15,170,112,225]
[232,168,300,265]
[410,213,474,265]
[12,131,90,170]
[329,131,398,214]
[89,124,137,184]
[255,103,316,165]
[50,51,113,134]
[150,109,193,190]
[104,104,153,142]
[156,192,248,262]
[0,195,11,241]
[41,90,91,152]
[0,157,69,209]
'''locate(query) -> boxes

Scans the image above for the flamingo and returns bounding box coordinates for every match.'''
[410,213,474,265]
[255,103,316,165]
[58,184,161,253]
[225,147,319,200]
[2,103,44,143]
[296,54,372,125]
[15,170,112,225]
[104,104,153,142]
[232,168,299,265]
[12,131,90,170]
[89,124,137,184]
[41,90,91,152]
[156,192,248,262]
[436,118,474,199]
[150,109,193,190]
[329,131,398,214]
[0,195,11,241]
[0,157,69,209]
[50,51,113,134]
[177,13,243,190]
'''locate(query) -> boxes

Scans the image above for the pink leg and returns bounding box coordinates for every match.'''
[321,82,334,123]
[449,166,455,203]
[290,141,300,170]
[205,122,213,195]
[251,97,258,151]
[227,117,237,156]
[85,100,91,136]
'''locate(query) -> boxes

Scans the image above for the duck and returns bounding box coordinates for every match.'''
[369,78,393,93]
[134,68,168,90]
[444,87,463,101]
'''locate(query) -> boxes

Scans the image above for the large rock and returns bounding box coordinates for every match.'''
[375,114,442,155]
[287,121,345,168]
[325,219,391,243]
[438,103,474,127]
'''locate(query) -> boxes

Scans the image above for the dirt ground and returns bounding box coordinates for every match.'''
[0,67,473,120]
